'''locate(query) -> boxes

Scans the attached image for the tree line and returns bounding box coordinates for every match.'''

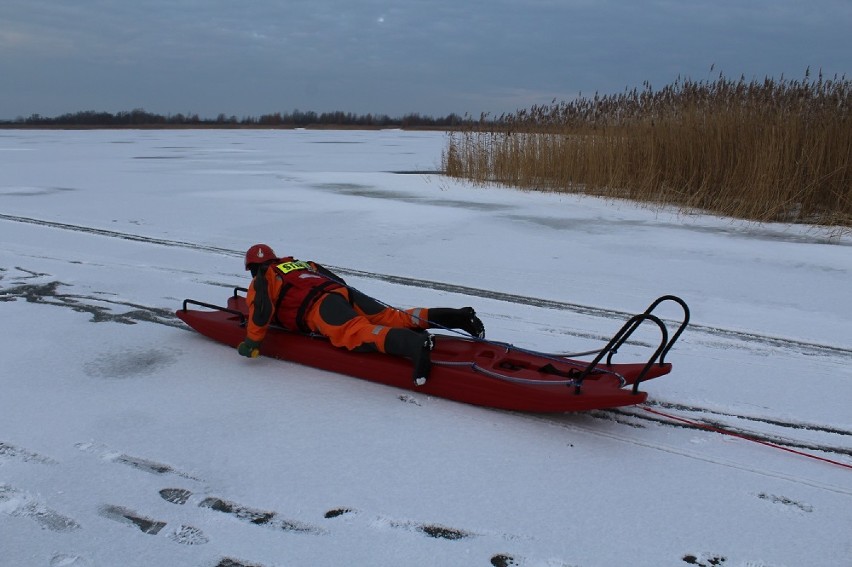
[1,108,474,129]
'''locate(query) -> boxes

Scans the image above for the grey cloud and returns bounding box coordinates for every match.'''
[1,0,849,119]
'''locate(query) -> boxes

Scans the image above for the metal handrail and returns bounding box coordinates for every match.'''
[181,298,247,325]
[575,313,669,395]
[650,295,690,363]
[605,295,689,366]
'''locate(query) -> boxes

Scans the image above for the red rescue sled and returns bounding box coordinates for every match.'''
[176,288,689,413]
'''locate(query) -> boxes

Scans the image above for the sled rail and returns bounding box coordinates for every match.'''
[181,298,247,325]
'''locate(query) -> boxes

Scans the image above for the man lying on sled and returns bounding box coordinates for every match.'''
[237,243,485,386]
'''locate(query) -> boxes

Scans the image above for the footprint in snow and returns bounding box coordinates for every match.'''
[214,558,268,567]
[50,554,91,567]
[0,441,58,465]
[161,487,477,542]
[682,553,727,566]
[756,492,814,513]
[75,442,201,480]
[490,554,580,567]
[0,484,80,532]
[98,504,208,545]
[159,488,326,535]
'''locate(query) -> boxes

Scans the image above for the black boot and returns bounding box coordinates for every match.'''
[384,329,433,386]
[427,307,485,338]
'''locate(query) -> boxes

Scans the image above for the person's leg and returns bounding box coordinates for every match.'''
[384,328,432,386]
[349,288,429,329]
[426,307,486,338]
[307,292,389,352]
[306,292,433,384]
[348,288,485,338]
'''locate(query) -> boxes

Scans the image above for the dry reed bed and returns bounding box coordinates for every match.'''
[443,72,851,227]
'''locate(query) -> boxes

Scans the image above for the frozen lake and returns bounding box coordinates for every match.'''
[1,128,850,567]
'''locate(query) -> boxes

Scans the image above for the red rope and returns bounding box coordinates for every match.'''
[640,405,852,471]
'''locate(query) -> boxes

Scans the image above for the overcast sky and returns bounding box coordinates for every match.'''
[2,0,850,120]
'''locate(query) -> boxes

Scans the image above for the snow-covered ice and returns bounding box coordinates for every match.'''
[1,128,850,567]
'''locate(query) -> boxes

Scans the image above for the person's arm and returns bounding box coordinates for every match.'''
[239,266,275,356]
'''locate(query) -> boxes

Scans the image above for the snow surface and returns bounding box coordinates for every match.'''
[1,129,850,567]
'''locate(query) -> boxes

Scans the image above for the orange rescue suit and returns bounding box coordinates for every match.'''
[245,257,427,353]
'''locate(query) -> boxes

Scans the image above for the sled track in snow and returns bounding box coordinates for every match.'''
[0,213,241,257]
[3,213,850,360]
[601,404,852,458]
[336,266,852,360]
[519,411,852,497]
[5,214,851,488]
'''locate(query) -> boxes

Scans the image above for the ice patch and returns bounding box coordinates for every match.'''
[83,347,178,379]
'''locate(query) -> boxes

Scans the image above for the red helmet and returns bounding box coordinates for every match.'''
[244,243,276,270]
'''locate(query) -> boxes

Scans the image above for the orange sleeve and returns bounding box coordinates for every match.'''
[245,268,284,343]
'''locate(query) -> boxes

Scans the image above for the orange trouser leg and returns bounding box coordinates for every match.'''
[347,288,430,329]
[306,291,427,353]
[363,306,429,329]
